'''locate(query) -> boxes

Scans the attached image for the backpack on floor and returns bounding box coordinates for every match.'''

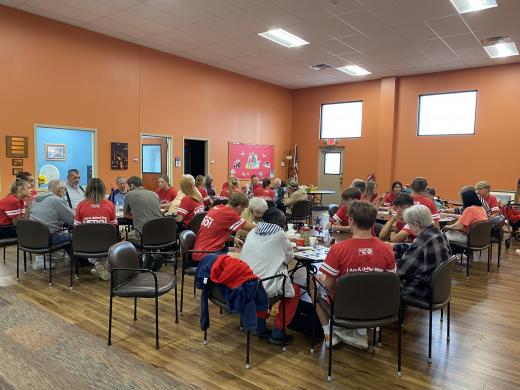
[288,299,324,340]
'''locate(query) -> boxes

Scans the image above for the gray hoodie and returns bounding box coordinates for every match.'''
[30,192,74,233]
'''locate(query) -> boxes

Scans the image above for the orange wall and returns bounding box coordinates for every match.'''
[0,6,292,194]
[291,63,520,200]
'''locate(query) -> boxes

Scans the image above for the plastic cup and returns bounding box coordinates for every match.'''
[309,237,317,247]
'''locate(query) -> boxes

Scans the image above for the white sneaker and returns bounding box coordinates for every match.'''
[334,328,369,350]
[32,255,55,270]
[94,262,110,281]
[324,332,341,348]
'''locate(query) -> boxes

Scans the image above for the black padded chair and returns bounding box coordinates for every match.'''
[402,256,457,363]
[312,272,402,382]
[489,216,505,271]
[178,230,219,316]
[266,200,276,208]
[188,212,207,235]
[136,217,178,267]
[107,241,178,349]
[1,237,17,263]
[449,220,492,279]
[288,200,312,225]
[16,219,71,286]
[71,223,119,288]
[328,204,339,218]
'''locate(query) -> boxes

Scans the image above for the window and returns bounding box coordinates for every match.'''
[320,101,363,139]
[418,91,477,136]
[324,152,341,175]
[142,144,162,173]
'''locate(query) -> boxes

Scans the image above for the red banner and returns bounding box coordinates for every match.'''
[228,142,275,180]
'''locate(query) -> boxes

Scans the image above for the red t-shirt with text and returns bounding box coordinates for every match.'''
[0,194,25,225]
[74,199,117,225]
[253,187,275,201]
[177,196,205,226]
[332,205,349,226]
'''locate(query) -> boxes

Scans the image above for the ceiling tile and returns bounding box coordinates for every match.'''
[271,0,332,22]
[125,3,191,29]
[146,0,213,23]
[418,38,451,54]
[335,8,381,34]
[443,33,480,51]
[426,15,469,37]
[108,10,172,34]
[21,0,101,24]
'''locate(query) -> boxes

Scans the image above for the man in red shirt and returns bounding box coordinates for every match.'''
[315,201,396,349]
[253,178,275,201]
[330,187,362,233]
[192,192,256,262]
[410,177,440,228]
[0,179,30,239]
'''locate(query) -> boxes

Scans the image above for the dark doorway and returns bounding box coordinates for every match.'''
[184,139,207,178]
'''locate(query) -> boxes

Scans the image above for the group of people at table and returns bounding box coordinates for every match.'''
[0,168,516,348]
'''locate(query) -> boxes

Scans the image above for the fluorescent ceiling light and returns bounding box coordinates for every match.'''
[258,29,309,48]
[449,0,497,14]
[483,41,519,58]
[336,65,371,76]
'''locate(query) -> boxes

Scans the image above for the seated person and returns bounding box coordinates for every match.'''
[30,180,74,270]
[253,178,276,201]
[174,175,205,228]
[0,179,31,239]
[219,177,240,199]
[425,187,444,210]
[155,175,178,212]
[330,187,362,233]
[364,180,380,206]
[444,188,488,245]
[165,190,185,216]
[272,178,285,208]
[314,201,396,349]
[351,179,367,200]
[74,178,116,280]
[440,185,475,215]
[398,205,451,297]
[379,194,415,243]
[124,176,163,244]
[410,177,440,228]
[240,208,300,345]
[475,181,500,218]
[283,178,308,214]
[237,197,268,241]
[64,169,85,212]
[108,176,128,206]
[204,175,216,197]
[246,175,262,198]
[16,171,37,200]
[196,175,212,207]
[383,181,402,207]
[192,192,256,262]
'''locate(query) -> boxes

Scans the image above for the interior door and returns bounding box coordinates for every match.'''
[141,136,168,191]
[318,147,344,207]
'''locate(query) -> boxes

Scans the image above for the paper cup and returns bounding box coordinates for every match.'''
[309,237,317,247]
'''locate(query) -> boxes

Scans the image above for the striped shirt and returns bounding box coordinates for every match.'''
[0,194,25,225]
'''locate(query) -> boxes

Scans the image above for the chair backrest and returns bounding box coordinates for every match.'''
[334,272,401,320]
[431,256,457,304]
[467,220,492,247]
[208,281,227,307]
[328,204,339,217]
[291,200,312,218]
[72,223,118,254]
[16,219,50,249]
[212,198,228,207]
[141,217,177,246]
[266,200,275,208]
[188,212,207,234]
[108,241,139,286]
[179,230,196,260]
[373,222,384,237]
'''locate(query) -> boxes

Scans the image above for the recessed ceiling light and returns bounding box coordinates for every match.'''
[483,40,519,58]
[258,29,309,48]
[449,0,497,14]
[336,65,371,76]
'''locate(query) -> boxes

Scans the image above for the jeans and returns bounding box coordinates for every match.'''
[0,225,17,240]
[51,232,73,257]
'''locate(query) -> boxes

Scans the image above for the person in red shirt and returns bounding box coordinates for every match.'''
[16,171,37,200]
[174,175,205,228]
[0,179,31,239]
[475,181,500,217]
[192,192,256,262]
[196,175,212,207]
[155,175,178,212]
[219,176,239,199]
[330,187,362,233]
[379,194,416,243]
[247,175,262,197]
[74,178,116,280]
[315,201,396,349]
[411,177,440,228]
[253,178,275,201]
[383,181,403,207]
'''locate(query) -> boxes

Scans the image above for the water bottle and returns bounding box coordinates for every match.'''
[116,200,123,216]
[323,228,331,244]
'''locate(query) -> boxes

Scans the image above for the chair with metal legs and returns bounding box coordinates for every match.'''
[0,237,17,264]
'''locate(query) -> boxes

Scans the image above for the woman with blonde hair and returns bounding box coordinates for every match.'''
[220,176,240,199]
[174,175,205,227]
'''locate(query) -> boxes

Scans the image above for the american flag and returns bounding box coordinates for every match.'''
[293,144,298,180]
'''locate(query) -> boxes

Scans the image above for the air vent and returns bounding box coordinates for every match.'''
[307,63,333,71]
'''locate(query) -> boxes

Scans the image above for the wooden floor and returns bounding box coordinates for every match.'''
[1,239,520,389]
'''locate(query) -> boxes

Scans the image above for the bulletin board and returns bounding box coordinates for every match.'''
[228,142,275,180]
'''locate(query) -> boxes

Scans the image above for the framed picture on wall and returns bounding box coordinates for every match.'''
[111,142,128,170]
[45,144,66,161]
[12,158,23,167]
[12,168,23,176]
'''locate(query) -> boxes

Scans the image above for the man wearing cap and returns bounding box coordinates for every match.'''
[283,178,308,215]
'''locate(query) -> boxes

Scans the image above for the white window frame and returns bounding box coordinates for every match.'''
[323,152,342,175]
[320,100,363,139]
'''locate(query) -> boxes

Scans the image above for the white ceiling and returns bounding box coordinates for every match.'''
[3,0,520,88]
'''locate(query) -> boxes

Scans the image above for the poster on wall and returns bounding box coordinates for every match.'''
[111,142,128,170]
[228,142,275,180]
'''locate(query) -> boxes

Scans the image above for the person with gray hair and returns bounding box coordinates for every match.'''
[397,205,451,298]
[108,176,128,206]
[236,197,268,241]
[30,179,74,270]
[64,168,85,211]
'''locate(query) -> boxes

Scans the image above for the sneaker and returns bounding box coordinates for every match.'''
[269,334,294,346]
[94,262,110,281]
[252,328,272,339]
[324,332,341,348]
[334,328,369,350]
[32,255,55,270]
[516,249,520,257]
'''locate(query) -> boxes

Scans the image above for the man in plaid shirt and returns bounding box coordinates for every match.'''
[397,205,451,298]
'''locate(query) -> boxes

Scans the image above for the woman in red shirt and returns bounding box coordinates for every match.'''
[383,181,402,207]
[174,175,204,228]
[220,176,240,199]
[196,175,212,207]
[155,175,178,212]
[16,171,37,200]
[253,178,275,201]
[74,178,116,280]
[0,179,31,239]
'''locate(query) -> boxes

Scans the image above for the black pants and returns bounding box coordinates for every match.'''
[0,225,16,240]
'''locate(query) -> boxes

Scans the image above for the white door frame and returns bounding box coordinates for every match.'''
[140,133,173,180]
